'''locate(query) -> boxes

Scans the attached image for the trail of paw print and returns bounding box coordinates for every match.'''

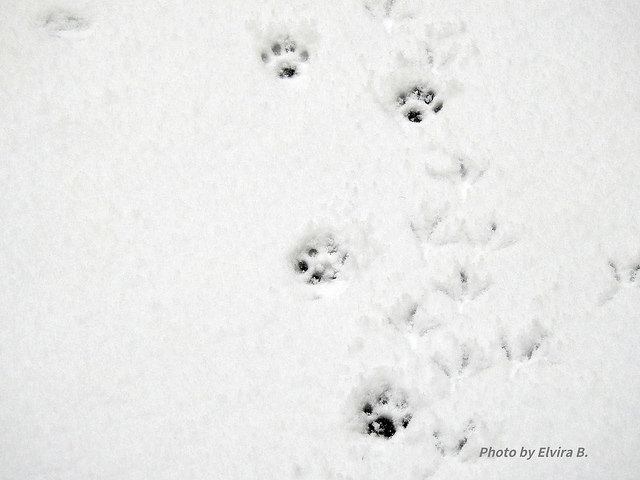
[361,388,412,439]
[294,235,348,285]
[397,85,444,123]
[261,36,309,78]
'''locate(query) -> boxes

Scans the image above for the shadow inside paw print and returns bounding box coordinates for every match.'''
[293,234,348,285]
[397,85,443,123]
[362,388,412,438]
[261,36,309,78]
[42,10,91,37]
[434,420,475,456]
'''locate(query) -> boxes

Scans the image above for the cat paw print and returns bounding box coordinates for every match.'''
[397,85,444,123]
[261,36,309,78]
[292,234,348,285]
[361,388,412,438]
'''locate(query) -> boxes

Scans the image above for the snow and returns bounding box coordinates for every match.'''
[1,0,639,479]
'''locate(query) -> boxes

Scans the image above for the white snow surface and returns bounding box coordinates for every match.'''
[1,0,639,479]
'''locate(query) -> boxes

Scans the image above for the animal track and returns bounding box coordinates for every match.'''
[599,257,640,303]
[397,85,444,123]
[293,234,348,285]
[261,36,309,78]
[364,0,397,17]
[465,219,515,249]
[361,388,412,438]
[424,155,487,186]
[431,336,476,378]
[609,260,640,285]
[500,321,549,363]
[410,204,463,246]
[433,420,476,456]
[386,294,440,336]
[410,152,517,251]
[434,265,491,303]
[41,10,91,37]
[422,21,480,72]
[412,211,515,250]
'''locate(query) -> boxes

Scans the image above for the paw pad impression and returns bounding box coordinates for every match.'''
[293,234,348,285]
[397,85,443,123]
[361,388,412,438]
[261,36,309,78]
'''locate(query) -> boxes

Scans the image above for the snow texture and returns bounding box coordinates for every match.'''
[1,0,639,479]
